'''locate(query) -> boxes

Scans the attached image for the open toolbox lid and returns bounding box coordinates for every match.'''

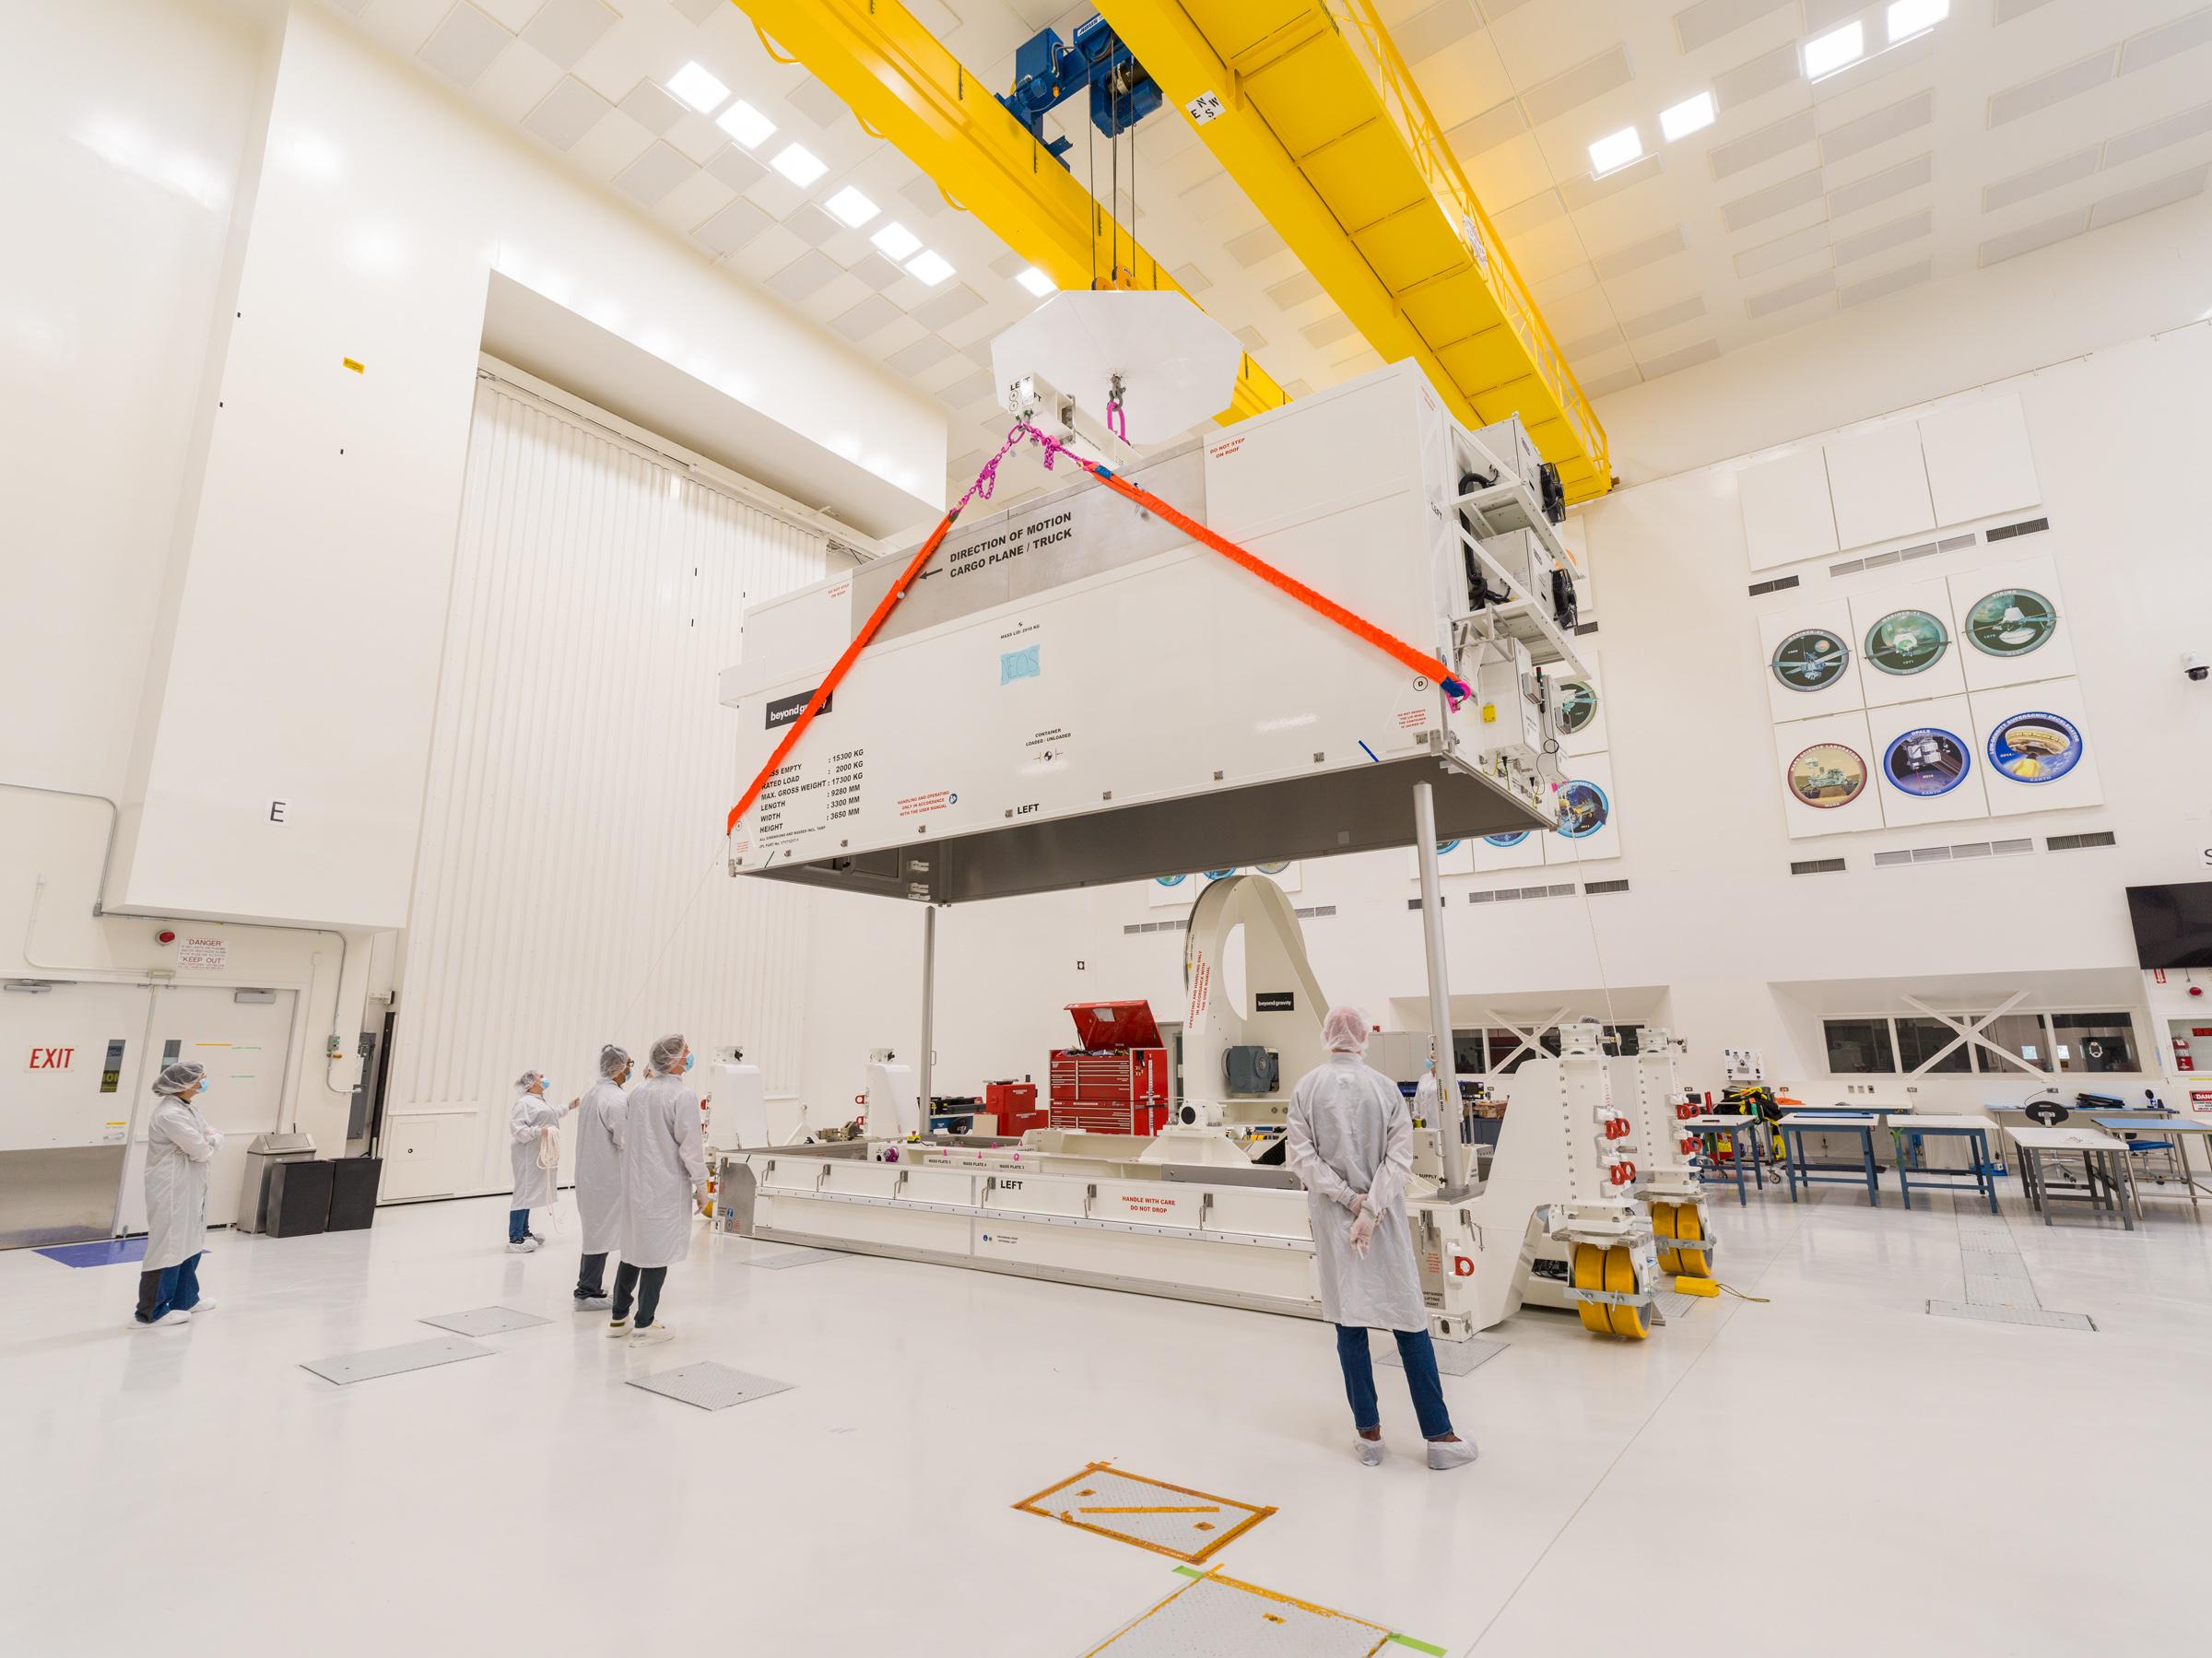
[1064,1000,1164,1051]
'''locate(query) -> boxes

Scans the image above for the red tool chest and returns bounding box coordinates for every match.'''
[983,1079,1046,1136]
[1050,1001,1170,1135]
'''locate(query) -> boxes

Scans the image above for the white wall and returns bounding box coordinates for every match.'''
[102,1,945,932]
[796,213,2212,1114]
[2,0,945,1205]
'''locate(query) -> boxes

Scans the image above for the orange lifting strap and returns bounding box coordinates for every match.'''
[726,427,1468,837]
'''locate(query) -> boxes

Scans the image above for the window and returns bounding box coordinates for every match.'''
[1451,1029,1488,1076]
[2053,1013,2137,1074]
[1975,1014,2050,1075]
[1896,1017,1971,1074]
[1488,1027,1561,1074]
[1823,1018,1896,1074]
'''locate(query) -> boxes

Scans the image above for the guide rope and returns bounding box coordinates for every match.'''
[725,422,1473,837]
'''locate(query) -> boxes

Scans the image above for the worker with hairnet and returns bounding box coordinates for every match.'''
[134,1062,223,1327]
[608,1032,709,1343]
[507,1068,575,1253]
[571,1043,632,1310]
[1286,1005,1477,1471]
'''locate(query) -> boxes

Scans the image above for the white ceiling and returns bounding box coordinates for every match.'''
[325,0,2212,506]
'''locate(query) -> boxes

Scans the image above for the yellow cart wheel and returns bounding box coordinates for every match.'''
[1651,1202,1681,1275]
[1603,1245,1649,1340]
[1674,1205,1712,1280]
[1571,1243,1611,1336]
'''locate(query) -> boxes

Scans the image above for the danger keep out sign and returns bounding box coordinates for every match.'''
[27,1047,76,1072]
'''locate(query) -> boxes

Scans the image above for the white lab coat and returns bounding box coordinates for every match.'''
[1286,1053,1425,1332]
[144,1096,221,1271]
[616,1074,706,1269]
[573,1077,628,1254]
[509,1088,564,1208]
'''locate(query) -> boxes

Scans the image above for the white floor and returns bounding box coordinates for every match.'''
[4,1178,2207,1656]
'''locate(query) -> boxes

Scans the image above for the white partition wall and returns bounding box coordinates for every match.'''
[382,374,826,1197]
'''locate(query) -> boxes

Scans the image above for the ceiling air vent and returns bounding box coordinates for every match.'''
[1950,841,1992,859]
[1986,516,2050,542]
[1830,556,1865,575]
[1912,845,1952,863]
[1874,850,1915,867]
[1467,889,1496,904]
[1584,878,1630,895]
[1993,838,2034,855]
[2048,830,2117,851]
[1939,534,1977,551]
[1747,574,1803,596]
[1295,904,1336,919]
[1791,857,1846,875]
[1574,620,1600,636]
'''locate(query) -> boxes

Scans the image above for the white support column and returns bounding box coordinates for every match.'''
[1413,780,1469,1195]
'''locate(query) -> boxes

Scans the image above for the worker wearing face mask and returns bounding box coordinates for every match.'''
[507,1069,575,1253]
[135,1062,224,1328]
[608,1033,710,1344]
[1286,1005,1477,1472]
[571,1044,632,1311]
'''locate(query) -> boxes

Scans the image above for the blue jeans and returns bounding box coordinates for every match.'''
[135,1252,203,1323]
[508,1207,530,1243]
[1335,1323,1453,1440]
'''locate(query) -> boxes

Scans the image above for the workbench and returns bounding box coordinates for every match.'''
[1887,1114,1999,1214]
[1781,1113,1888,1207]
[2005,1124,2138,1229]
[1680,1112,1767,1205]
[2092,1115,2212,1220]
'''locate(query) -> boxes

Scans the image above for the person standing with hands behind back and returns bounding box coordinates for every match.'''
[1286,1005,1477,1472]
[134,1062,223,1328]
[608,1033,709,1344]
[571,1044,631,1311]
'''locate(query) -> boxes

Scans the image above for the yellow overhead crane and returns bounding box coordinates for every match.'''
[734,0,1287,424]
[1095,0,1608,500]
[733,1,1607,497]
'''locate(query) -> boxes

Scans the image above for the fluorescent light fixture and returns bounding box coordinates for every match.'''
[770,141,827,186]
[714,99,776,149]
[1886,0,1948,41]
[1016,265,1054,297]
[824,185,879,227]
[905,249,955,287]
[1804,20,1865,79]
[1658,91,1714,143]
[665,61,729,114]
[1586,124,1643,176]
[870,219,922,260]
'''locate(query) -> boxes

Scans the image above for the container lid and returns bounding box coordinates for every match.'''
[1065,1000,1163,1049]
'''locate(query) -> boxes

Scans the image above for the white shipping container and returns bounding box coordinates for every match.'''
[720,361,1571,903]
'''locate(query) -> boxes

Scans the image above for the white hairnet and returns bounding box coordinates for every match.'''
[650,1033,688,1074]
[600,1044,630,1080]
[1321,1005,1372,1053]
[514,1067,547,1092]
[153,1061,206,1096]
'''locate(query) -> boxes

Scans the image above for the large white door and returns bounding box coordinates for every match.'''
[0,982,154,1246]
[116,985,296,1234]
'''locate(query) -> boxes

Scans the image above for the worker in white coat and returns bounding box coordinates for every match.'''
[1286,1005,1477,1471]
[507,1069,574,1253]
[571,1043,631,1311]
[134,1062,223,1327]
[607,1032,709,1344]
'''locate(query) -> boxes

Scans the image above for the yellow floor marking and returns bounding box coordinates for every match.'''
[1075,1505,1220,1515]
[1012,1461,1275,1564]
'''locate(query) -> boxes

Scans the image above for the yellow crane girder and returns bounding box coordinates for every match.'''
[1090,0,1611,500]
[731,0,1288,425]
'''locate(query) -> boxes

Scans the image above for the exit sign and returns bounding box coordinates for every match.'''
[26,1046,76,1072]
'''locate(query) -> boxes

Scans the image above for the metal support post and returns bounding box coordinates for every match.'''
[918,903,937,1120]
[1412,780,1468,1196]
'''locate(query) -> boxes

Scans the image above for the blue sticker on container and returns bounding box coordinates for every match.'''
[1000,645,1041,684]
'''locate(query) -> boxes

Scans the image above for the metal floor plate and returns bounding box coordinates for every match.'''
[1651,1289,1701,1322]
[1085,1571,1393,1658]
[627,1361,794,1411]
[1017,1464,1274,1564]
[747,1247,842,1270]
[418,1306,553,1337]
[301,1336,495,1385]
[1927,1299,2097,1332]
[1373,1334,1506,1376]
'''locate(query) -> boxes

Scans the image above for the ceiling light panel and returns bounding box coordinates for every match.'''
[1887,0,1949,41]
[870,220,922,259]
[1016,265,1054,297]
[825,186,878,227]
[770,142,828,186]
[1588,125,1645,176]
[1804,22,1865,80]
[665,62,729,114]
[905,249,956,286]
[1660,93,1716,142]
[715,100,776,149]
